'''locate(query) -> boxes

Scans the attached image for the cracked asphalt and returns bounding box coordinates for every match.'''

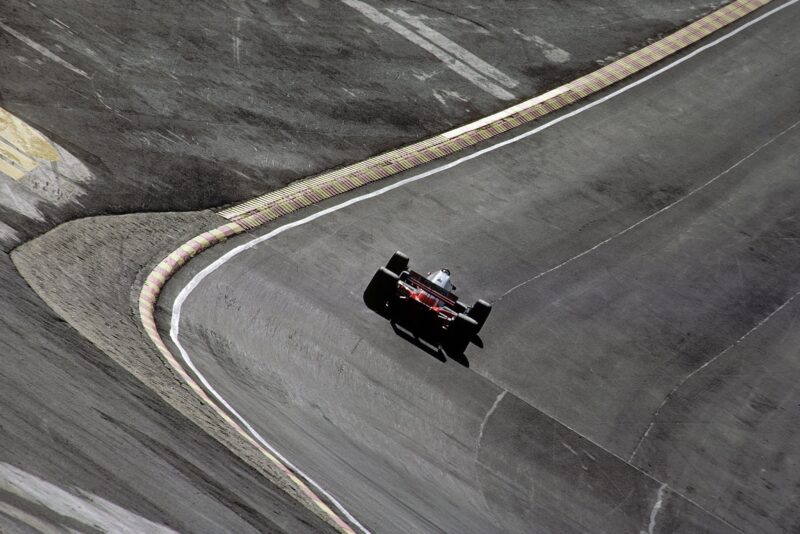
[2,1,798,532]
[166,4,800,532]
[0,0,721,247]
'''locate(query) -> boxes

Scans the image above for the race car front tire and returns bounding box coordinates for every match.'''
[363,267,399,315]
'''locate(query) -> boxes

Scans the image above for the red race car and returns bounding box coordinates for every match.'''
[364,252,492,354]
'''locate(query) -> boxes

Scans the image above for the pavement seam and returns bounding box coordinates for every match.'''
[137,1,777,532]
[627,118,800,462]
[482,387,749,532]
[629,288,800,463]
[497,116,800,303]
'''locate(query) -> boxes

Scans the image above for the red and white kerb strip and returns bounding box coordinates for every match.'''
[138,222,360,533]
[217,0,771,230]
[138,1,775,531]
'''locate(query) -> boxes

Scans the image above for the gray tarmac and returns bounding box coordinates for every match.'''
[0,251,333,533]
[166,4,800,533]
[0,0,721,247]
[0,1,730,530]
[12,210,356,531]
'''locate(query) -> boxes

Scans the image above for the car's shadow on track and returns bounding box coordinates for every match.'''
[363,253,492,367]
[390,320,481,368]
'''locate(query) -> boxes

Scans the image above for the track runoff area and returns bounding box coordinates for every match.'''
[139,1,792,531]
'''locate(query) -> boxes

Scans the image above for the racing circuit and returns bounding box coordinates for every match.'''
[2,0,800,533]
[161,3,800,533]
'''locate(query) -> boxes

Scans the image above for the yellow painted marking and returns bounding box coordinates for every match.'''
[143,2,776,531]
[208,228,227,240]
[180,243,199,256]
[149,270,167,284]
[193,234,212,248]
[169,252,187,265]
[0,107,60,181]
[0,140,37,171]
[0,159,25,180]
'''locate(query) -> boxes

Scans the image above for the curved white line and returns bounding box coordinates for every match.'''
[169,2,796,531]
[170,295,370,532]
[500,117,800,301]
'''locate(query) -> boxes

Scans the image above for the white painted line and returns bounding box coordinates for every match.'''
[171,302,371,531]
[512,28,571,64]
[0,21,90,79]
[442,85,569,139]
[629,278,800,463]
[499,117,800,300]
[391,8,519,89]
[170,1,795,530]
[340,0,515,100]
[0,462,178,534]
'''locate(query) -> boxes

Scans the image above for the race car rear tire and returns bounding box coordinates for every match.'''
[385,251,409,275]
[364,267,399,314]
[467,299,492,331]
[445,313,478,355]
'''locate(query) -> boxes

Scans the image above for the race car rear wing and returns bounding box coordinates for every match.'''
[403,271,459,307]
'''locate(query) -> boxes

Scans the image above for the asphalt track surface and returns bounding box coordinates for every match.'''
[167,5,800,533]
[0,2,750,532]
[0,0,721,247]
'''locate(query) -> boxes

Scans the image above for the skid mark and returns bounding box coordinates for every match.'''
[0,21,89,79]
[221,0,778,227]
[139,1,787,531]
[340,0,515,100]
[391,8,519,88]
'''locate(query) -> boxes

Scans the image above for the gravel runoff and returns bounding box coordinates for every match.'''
[11,211,340,533]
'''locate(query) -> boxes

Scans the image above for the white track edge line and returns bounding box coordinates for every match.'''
[169,1,795,531]
[170,298,371,532]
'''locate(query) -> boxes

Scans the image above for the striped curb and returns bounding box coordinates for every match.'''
[137,222,359,534]
[138,1,773,531]
[218,0,771,229]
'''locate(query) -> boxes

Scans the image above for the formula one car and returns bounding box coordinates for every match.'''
[363,252,492,354]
